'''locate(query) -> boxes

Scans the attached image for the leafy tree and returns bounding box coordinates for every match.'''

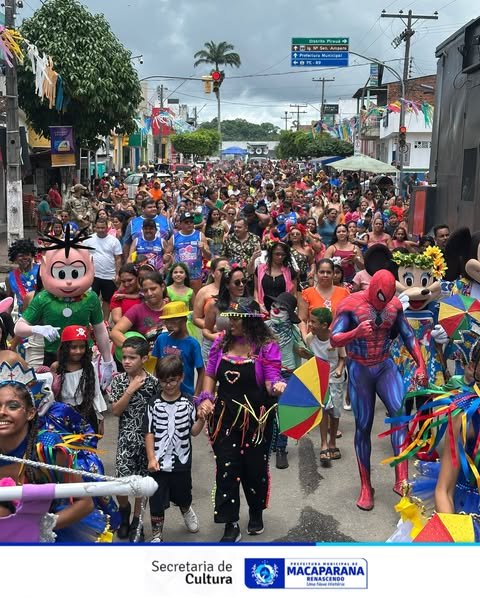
[276,130,353,159]
[193,41,241,151]
[199,118,280,141]
[18,0,142,149]
[171,130,220,160]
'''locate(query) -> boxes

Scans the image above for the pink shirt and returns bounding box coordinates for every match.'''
[352,269,372,291]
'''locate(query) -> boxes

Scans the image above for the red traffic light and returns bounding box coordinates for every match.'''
[399,126,407,134]
[211,70,222,81]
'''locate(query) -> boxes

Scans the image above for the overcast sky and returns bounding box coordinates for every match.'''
[20,0,478,128]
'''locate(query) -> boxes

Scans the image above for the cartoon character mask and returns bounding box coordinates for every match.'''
[39,227,94,298]
[444,228,480,284]
[368,270,396,311]
[465,236,480,283]
[392,248,446,311]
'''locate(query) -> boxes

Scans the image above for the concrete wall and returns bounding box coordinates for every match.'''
[429,17,480,230]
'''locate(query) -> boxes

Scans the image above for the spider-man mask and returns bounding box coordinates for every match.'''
[368,270,396,311]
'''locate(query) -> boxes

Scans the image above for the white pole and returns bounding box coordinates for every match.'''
[0,476,158,501]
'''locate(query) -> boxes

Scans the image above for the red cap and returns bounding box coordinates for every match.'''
[60,325,89,343]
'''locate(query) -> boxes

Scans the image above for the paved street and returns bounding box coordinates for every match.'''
[102,400,399,544]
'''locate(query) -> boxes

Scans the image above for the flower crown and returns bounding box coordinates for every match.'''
[392,246,447,281]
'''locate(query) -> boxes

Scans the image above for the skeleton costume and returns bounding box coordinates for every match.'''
[143,393,197,514]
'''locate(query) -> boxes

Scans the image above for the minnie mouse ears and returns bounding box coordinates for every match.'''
[364,244,398,277]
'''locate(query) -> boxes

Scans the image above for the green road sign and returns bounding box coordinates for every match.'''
[292,37,349,45]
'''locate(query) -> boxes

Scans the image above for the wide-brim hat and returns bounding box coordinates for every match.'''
[160,301,191,319]
[219,298,265,318]
[268,292,300,323]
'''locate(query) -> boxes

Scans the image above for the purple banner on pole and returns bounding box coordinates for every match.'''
[49,126,75,167]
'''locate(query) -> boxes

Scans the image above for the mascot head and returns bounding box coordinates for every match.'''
[444,228,480,284]
[39,226,94,298]
[391,247,446,311]
[368,269,396,311]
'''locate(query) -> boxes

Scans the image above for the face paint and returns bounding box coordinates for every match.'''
[368,270,396,311]
[270,303,289,322]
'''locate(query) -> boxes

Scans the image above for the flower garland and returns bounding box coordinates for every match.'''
[392,246,447,281]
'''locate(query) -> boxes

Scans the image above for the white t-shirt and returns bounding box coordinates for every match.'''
[306,334,346,384]
[59,367,107,420]
[88,234,122,280]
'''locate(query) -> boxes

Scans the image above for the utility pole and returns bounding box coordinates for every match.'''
[281,111,292,131]
[289,104,307,131]
[312,77,335,119]
[5,0,23,245]
[381,9,438,193]
[193,106,198,128]
[157,84,165,163]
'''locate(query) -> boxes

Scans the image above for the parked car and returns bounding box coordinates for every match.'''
[124,172,171,199]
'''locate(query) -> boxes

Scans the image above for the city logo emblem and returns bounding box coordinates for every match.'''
[244,559,285,589]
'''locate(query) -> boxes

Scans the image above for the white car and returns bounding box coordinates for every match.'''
[124,172,172,199]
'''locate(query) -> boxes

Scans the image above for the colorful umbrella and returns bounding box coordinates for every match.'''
[438,295,480,340]
[278,357,330,440]
[413,512,480,543]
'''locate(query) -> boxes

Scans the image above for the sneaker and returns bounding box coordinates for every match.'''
[276,449,289,469]
[151,525,163,543]
[151,535,163,543]
[247,509,264,535]
[220,522,241,543]
[343,402,352,411]
[182,507,199,533]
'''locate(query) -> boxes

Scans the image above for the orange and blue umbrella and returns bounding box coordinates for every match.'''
[278,357,330,440]
[438,295,480,340]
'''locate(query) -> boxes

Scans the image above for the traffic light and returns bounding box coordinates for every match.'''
[211,70,225,93]
[201,75,213,94]
[398,125,407,151]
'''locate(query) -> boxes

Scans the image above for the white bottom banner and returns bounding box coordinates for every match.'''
[1,544,478,596]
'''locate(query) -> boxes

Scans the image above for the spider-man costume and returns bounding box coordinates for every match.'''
[331,270,427,511]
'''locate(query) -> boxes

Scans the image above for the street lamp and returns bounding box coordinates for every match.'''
[349,50,406,191]
[131,54,144,64]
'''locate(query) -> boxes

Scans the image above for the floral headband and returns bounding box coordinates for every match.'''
[392,246,447,281]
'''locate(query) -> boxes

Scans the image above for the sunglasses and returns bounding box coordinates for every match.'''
[232,279,245,287]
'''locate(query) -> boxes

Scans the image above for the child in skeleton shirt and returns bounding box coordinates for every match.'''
[144,355,205,542]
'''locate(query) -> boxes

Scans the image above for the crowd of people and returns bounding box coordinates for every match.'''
[2,156,479,545]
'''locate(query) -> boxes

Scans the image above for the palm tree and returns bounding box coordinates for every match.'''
[194,41,241,153]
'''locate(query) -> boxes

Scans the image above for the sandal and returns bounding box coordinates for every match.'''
[319,449,331,468]
[329,447,342,460]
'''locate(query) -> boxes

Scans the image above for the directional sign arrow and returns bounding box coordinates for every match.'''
[293,52,298,57]
[293,45,298,50]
